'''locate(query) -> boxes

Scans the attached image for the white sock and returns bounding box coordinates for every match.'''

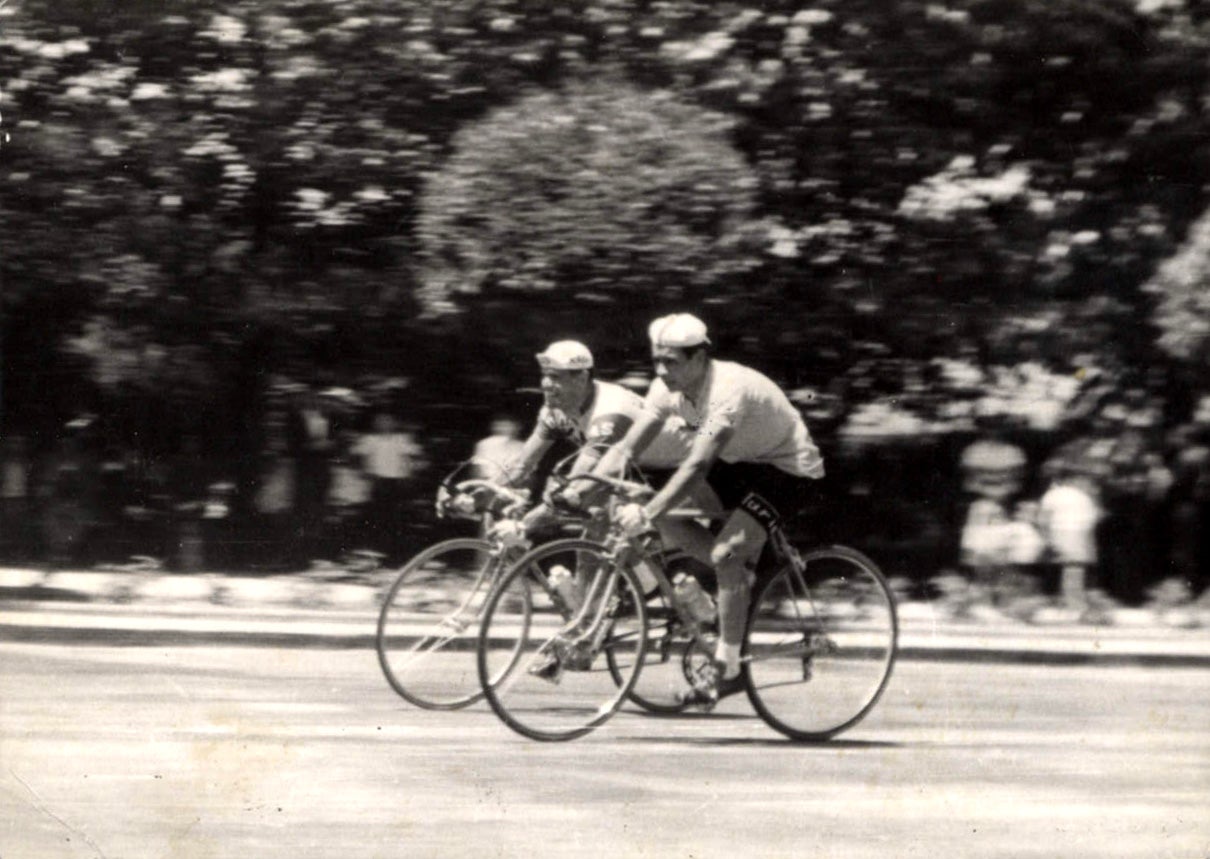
[715,642,742,679]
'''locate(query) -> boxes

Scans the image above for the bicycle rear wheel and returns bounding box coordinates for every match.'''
[744,546,897,741]
[608,570,694,715]
[376,538,519,710]
[478,539,648,741]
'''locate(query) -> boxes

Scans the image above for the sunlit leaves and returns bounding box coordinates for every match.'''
[416,78,763,313]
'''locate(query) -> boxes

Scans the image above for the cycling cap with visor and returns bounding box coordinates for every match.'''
[536,340,594,371]
[648,314,711,349]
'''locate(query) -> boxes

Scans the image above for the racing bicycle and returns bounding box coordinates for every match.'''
[375,454,687,711]
[475,474,899,741]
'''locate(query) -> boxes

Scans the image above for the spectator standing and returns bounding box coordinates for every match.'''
[470,416,526,484]
[253,410,296,570]
[958,423,1031,603]
[289,389,336,564]
[1168,396,1210,598]
[1,435,33,561]
[1037,458,1104,614]
[352,412,425,564]
[38,417,99,567]
[1091,397,1171,605]
[170,435,210,572]
[327,428,372,556]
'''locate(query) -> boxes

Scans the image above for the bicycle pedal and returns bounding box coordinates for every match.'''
[527,652,563,684]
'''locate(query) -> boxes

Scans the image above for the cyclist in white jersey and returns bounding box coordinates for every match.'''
[590,314,825,704]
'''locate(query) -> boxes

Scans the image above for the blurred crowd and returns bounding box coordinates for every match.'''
[956,394,1210,615]
[1,367,1207,610]
[0,384,457,574]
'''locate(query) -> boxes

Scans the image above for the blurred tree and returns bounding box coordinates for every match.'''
[0,0,1207,456]
[415,78,766,329]
[1143,206,1210,379]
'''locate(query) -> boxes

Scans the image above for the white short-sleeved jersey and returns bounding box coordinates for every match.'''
[536,380,689,469]
[642,359,824,478]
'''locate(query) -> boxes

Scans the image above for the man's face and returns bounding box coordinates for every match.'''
[540,368,590,412]
[652,345,706,394]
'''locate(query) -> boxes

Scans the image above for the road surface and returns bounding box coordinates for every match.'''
[1,642,1206,858]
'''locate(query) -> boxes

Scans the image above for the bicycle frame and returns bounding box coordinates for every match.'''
[546,477,833,674]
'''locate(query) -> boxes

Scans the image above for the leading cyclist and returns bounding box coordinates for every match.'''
[588,313,825,704]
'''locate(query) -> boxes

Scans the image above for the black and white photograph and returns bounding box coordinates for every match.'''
[1,1,1208,856]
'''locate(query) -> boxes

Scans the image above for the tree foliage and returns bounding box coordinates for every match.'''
[1144,207,1210,373]
[0,0,1208,447]
[416,80,764,312]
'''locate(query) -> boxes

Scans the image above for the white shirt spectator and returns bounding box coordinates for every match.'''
[354,428,423,480]
[1038,479,1102,565]
[2,459,28,499]
[472,419,527,483]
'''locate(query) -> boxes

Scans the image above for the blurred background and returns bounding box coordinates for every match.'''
[1,0,1208,611]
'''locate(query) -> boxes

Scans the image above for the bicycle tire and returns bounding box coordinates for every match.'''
[376,538,523,710]
[744,545,897,741]
[607,580,694,715]
[477,538,648,741]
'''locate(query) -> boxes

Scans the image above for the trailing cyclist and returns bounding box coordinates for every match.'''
[457,339,720,602]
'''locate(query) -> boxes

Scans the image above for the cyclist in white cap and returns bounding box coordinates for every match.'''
[590,313,825,705]
[486,340,718,584]
[501,340,690,491]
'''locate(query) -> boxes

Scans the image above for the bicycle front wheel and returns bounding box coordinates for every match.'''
[478,539,648,741]
[376,538,517,710]
[745,545,897,741]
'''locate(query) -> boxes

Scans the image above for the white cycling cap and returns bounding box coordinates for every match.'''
[648,313,711,349]
[536,340,594,371]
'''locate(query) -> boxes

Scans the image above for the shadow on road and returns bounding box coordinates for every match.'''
[620,707,754,722]
[617,707,901,749]
[617,734,900,749]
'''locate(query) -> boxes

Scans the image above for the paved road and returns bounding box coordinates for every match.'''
[1,642,1206,859]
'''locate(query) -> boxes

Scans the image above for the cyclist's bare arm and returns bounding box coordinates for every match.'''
[642,420,733,520]
[591,410,664,482]
[568,414,634,477]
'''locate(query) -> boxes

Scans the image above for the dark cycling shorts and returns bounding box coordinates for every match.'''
[704,461,820,536]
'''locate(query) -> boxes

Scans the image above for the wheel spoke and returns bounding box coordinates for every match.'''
[744,547,897,740]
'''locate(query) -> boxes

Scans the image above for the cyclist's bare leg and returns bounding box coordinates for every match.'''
[649,478,725,565]
[568,516,611,610]
[654,517,714,565]
[710,509,765,678]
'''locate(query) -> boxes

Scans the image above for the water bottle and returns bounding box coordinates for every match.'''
[673,572,715,625]
[632,558,660,594]
[549,565,582,611]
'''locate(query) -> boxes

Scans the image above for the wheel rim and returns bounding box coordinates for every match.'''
[376,539,510,710]
[745,547,897,740]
